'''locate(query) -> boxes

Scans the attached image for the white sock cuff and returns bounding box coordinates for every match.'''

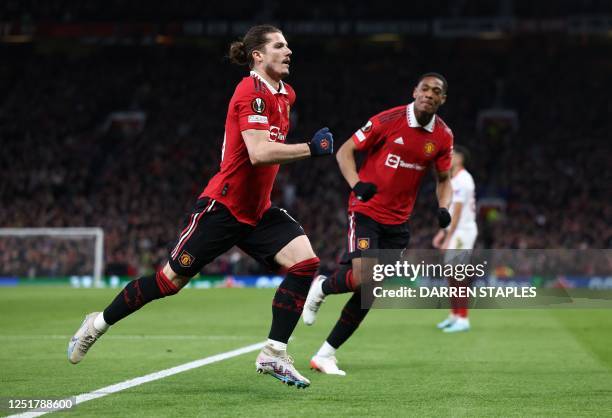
[266,339,287,352]
[93,312,110,333]
[317,341,337,358]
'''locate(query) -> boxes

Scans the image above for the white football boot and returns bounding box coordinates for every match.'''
[443,317,470,333]
[302,275,326,325]
[310,355,346,376]
[255,345,311,388]
[67,312,104,364]
[436,314,458,329]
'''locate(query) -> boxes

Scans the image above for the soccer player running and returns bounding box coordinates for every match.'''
[302,73,453,375]
[433,146,477,333]
[67,25,334,389]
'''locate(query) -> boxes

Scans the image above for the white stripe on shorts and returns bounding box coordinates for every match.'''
[170,199,215,259]
[348,212,356,252]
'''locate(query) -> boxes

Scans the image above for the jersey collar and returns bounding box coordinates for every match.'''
[250,70,288,95]
[407,102,436,133]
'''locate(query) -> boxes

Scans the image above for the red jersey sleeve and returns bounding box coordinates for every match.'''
[285,82,296,106]
[351,116,384,151]
[235,86,272,132]
[434,127,454,172]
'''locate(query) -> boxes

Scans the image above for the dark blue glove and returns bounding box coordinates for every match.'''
[438,207,451,228]
[308,127,334,157]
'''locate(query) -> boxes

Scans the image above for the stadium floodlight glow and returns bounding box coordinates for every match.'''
[0,227,104,287]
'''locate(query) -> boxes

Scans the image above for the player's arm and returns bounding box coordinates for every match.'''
[435,170,453,228]
[433,130,454,228]
[336,138,360,188]
[432,229,446,248]
[440,201,463,249]
[336,120,380,202]
[243,130,309,165]
[337,130,378,202]
[242,127,333,166]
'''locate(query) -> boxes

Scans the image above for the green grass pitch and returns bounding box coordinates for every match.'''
[1,287,612,417]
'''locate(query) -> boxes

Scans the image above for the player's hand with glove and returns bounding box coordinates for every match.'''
[308,127,334,157]
[353,181,377,202]
[437,207,451,228]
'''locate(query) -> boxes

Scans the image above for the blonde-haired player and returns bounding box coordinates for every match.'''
[433,145,477,333]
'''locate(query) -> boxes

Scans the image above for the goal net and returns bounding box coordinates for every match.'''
[0,228,104,287]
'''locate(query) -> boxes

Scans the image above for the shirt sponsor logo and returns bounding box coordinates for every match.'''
[385,153,401,168]
[248,115,269,124]
[384,153,425,171]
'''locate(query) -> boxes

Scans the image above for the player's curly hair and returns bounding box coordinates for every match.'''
[418,72,449,94]
[229,25,282,69]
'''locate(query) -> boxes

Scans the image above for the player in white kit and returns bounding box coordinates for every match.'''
[432,146,477,332]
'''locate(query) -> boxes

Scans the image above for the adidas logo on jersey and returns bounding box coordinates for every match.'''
[393,137,404,145]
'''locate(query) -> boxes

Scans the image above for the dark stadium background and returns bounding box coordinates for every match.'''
[1,0,610,282]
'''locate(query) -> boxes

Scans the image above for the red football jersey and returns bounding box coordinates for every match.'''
[348,102,453,224]
[201,71,295,225]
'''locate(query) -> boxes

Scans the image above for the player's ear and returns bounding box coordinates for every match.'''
[412,87,418,100]
[252,49,264,65]
[440,94,447,105]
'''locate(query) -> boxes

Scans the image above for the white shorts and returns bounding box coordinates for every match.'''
[448,227,477,250]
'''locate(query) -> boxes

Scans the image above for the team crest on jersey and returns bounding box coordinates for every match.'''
[424,141,436,155]
[357,238,370,250]
[178,251,195,268]
[251,97,266,114]
[361,120,373,132]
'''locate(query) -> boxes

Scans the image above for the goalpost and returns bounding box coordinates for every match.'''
[0,227,105,287]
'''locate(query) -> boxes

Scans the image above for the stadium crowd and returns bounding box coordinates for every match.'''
[1,35,610,278]
[3,0,610,21]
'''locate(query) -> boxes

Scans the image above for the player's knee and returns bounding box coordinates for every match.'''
[350,260,364,290]
[303,249,317,262]
[162,263,190,290]
[275,235,316,268]
[287,256,320,279]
